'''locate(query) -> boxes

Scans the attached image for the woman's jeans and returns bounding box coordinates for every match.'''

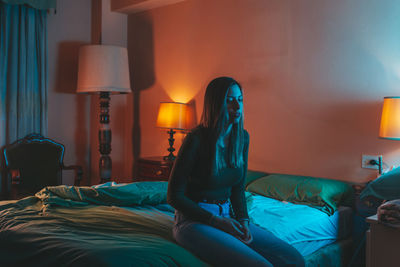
[173,202,305,267]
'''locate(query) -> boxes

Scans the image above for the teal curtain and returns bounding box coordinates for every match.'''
[0,2,48,194]
[1,0,56,10]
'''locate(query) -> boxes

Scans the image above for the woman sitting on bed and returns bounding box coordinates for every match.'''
[167,77,305,267]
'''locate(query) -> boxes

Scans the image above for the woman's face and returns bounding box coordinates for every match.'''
[226,84,243,124]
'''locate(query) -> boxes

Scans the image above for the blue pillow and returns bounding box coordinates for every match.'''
[360,167,400,200]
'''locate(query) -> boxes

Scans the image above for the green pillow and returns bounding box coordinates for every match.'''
[360,166,400,201]
[246,174,353,215]
[245,170,269,187]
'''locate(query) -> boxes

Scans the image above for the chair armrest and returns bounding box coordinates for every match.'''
[7,169,21,199]
[62,165,83,186]
[9,169,21,185]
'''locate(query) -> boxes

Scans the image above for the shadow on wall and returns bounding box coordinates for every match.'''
[186,99,198,131]
[128,13,155,178]
[113,102,131,182]
[54,42,85,94]
[54,41,90,185]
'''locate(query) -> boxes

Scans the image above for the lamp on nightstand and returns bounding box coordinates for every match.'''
[77,45,131,183]
[358,97,400,206]
[156,102,188,161]
[379,96,400,140]
[369,96,400,174]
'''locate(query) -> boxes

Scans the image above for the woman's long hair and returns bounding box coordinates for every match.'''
[200,77,244,173]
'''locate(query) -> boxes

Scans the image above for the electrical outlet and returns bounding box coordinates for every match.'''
[362,155,382,170]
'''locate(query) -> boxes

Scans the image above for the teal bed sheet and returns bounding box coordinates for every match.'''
[247,193,352,257]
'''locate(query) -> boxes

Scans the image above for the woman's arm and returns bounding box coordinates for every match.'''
[167,131,214,224]
[229,130,252,243]
[230,130,250,221]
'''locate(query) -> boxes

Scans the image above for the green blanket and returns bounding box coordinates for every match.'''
[0,182,207,267]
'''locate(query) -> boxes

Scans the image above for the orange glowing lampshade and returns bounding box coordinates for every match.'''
[379,97,400,140]
[156,102,188,130]
[156,102,188,161]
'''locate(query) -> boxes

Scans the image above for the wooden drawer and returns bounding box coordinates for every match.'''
[136,156,173,181]
[366,215,400,267]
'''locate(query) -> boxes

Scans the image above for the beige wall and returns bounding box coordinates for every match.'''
[128,0,400,183]
[47,0,92,185]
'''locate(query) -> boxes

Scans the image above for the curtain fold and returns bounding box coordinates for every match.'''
[0,2,48,194]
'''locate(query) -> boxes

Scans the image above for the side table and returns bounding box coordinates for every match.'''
[366,214,400,267]
[135,156,174,182]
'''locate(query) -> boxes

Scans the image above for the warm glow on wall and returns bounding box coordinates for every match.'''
[169,92,192,103]
[379,97,400,140]
[161,81,200,103]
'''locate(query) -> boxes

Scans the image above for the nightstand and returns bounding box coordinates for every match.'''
[135,156,174,182]
[366,214,400,267]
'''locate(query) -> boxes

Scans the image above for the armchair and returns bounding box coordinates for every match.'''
[2,133,83,199]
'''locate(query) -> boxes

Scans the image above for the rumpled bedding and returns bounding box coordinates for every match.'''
[0,181,353,266]
[0,182,207,267]
[377,199,400,227]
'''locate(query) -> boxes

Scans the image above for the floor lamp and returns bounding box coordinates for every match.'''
[77,45,131,184]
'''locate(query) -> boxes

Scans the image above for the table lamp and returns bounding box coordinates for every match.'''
[379,96,400,140]
[156,102,188,161]
[359,96,400,202]
[77,45,131,183]
[369,96,400,174]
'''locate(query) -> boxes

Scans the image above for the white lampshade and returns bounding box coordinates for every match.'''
[379,96,400,140]
[77,45,131,94]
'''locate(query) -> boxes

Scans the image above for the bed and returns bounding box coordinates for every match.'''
[0,171,356,267]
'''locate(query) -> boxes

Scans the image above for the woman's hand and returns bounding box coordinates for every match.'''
[210,216,253,243]
[238,219,253,244]
[377,200,400,222]
[210,216,244,237]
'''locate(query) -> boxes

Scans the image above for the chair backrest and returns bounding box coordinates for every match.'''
[3,133,65,196]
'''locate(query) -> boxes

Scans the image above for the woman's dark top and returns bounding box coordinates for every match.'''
[167,126,249,224]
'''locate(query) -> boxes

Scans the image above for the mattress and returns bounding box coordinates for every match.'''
[247,193,353,256]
